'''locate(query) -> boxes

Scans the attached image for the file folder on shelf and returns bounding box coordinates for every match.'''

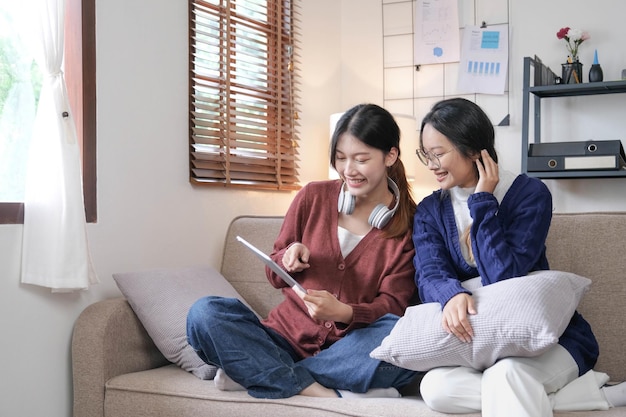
[527,140,626,172]
[529,140,624,157]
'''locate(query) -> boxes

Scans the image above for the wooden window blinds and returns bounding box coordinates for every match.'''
[189,0,300,190]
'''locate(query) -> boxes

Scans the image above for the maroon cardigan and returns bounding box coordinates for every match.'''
[263,180,416,359]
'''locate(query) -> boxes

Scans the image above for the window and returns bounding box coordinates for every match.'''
[0,0,96,224]
[189,0,300,191]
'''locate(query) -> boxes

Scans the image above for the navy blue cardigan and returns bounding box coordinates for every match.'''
[412,174,598,376]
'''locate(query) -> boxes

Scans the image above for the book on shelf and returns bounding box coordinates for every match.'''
[532,55,558,86]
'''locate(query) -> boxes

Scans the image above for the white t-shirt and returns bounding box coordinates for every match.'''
[449,169,517,266]
[337,226,364,258]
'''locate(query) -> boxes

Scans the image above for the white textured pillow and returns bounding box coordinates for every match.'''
[113,265,250,380]
[370,270,591,372]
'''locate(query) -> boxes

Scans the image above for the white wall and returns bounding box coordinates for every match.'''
[0,1,625,416]
[0,1,340,416]
[504,0,626,212]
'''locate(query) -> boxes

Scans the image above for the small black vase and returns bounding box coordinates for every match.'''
[589,64,603,82]
[589,50,604,82]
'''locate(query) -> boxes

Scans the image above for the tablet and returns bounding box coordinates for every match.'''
[236,235,306,293]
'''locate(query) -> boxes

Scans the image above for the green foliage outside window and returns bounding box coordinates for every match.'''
[0,3,42,201]
[0,27,13,116]
[0,39,42,115]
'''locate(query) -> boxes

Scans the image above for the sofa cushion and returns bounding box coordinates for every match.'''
[370,270,591,372]
[104,365,455,417]
[113,265,251,380]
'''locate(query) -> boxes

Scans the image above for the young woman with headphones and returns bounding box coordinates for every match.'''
[187,103,419,399]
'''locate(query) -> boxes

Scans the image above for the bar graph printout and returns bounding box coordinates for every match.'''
[457,25,508,94]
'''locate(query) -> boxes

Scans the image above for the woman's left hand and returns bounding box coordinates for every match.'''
[302,290,353,324]
[442,293,476,343]
[475,149,499,194]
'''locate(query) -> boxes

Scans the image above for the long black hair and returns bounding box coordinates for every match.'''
[420,98,497,262]
[330,103,416,238]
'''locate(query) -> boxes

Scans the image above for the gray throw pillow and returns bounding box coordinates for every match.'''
[370,270,591,372]
[113,265,249,380]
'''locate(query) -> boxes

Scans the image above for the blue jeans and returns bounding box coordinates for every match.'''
[186,296,417,399]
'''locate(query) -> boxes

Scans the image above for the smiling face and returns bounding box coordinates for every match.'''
[418,98,497,191]
[420,123,478,190]
[334,132,397,200]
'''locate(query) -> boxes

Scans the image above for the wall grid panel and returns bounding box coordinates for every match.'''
[382,0,511,127]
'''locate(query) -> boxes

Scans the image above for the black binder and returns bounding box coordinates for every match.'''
[527,140,626,172]
[529,140,624,157]
[527,155,625,171]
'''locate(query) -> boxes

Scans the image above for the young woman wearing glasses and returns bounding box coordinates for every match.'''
[413,97,626,416]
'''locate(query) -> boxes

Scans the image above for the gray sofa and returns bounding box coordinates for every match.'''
[72,213,626,417]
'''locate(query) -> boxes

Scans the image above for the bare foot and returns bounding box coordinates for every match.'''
[300,382,339,397]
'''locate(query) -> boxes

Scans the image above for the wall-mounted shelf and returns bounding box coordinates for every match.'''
[526,169,626,180]
[529,80,626,98]
[521,56,626,179]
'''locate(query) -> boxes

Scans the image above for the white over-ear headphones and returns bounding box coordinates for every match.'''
[337,177,400,229]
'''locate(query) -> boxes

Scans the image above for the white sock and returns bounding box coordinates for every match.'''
[602,382,626,408]
[214,368,245,391]
[337,387,401,399]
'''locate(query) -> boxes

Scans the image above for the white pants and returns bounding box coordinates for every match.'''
[420,345,610,417]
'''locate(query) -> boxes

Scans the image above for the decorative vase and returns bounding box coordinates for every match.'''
[561,60,583,84]
[589,49,604,83]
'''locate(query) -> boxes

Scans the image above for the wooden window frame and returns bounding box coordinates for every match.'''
[0,0,97,224]
[188,0,301,191]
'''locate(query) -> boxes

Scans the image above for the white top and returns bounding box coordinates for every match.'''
[337,226,364,258]
[449,169,517,266]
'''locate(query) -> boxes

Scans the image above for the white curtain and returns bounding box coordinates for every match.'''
[20,0,99,291]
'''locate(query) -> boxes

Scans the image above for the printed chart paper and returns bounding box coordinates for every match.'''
[414,0,460,65]
[457,25,508,94]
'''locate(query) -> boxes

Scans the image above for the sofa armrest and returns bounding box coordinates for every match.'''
[72,297,169,417]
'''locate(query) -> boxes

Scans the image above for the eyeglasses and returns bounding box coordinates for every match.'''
[415,149,454,169]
